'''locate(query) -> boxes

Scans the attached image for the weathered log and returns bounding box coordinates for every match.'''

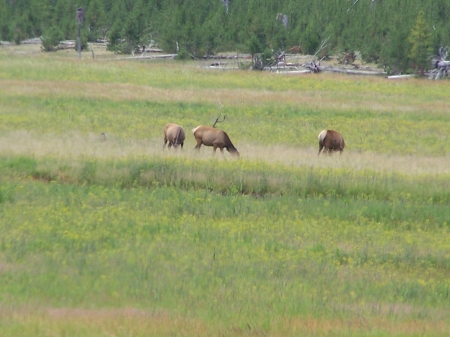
[275,70,312,75]
[387,75,415,80]
[21,38,41,44]
[101,54,177,61]
[326,67,384,75]
[57,41,75,50]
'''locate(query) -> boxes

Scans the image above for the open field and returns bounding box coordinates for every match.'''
[1,44,450,336]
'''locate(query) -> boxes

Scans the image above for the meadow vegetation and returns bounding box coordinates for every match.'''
[0,45,450,336]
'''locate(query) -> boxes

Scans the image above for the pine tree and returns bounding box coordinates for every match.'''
[0,0,12,40]
[86,0,106,42]
[3,0,450,71]
[379,20,410,74]
[408,11,433,73]
[106,0,126,52]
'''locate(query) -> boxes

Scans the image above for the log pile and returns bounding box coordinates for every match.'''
[58,40,75,50]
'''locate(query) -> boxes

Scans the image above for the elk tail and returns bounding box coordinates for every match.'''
[318,130,328,143]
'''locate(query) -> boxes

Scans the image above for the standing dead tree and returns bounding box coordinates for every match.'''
[276,13,288,29]
[221,0,230,14]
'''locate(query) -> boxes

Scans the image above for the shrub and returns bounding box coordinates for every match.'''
[175,49,191,60]
[40,27,64,52]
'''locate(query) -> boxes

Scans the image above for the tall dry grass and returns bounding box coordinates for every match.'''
[2,305,449,337]
[1,131,449,175]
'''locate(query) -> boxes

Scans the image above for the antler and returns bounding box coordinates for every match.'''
[212,114,226,128]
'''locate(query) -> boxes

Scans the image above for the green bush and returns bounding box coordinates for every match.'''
[174,49,190,60]
[40,27,64,52]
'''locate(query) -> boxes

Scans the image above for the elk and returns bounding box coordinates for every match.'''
[318,130,345,155]
[288,46,302,54]
[192,125,239,157]
[163,123,185,150]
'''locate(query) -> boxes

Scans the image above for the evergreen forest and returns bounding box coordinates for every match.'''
[1,0,450,73]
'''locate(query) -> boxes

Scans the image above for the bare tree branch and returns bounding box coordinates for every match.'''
[347,0,377,12]
[314,36,330,58]
[429,46,450,80]
[347,0,361,12]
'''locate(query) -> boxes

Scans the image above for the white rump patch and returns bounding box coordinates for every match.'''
[318,130,328,142]
[192,126,201,134]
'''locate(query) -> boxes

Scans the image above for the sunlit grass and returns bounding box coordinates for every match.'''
[1,47,449,157]
[0,91,448,155]
[1,179,450,336]
[1,44,450,336]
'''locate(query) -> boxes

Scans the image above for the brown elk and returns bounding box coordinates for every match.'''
[288,46,302,54]
[318,130,345,155]
[192,125,240,157]
[163,123,185,150]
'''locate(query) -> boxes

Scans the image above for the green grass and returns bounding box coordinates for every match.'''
[1,45,450,336]
[0,94,448,155]
[1,179,450,335]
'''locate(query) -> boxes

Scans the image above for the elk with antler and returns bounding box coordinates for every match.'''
[192,119,239,158]
[163,123,185,150]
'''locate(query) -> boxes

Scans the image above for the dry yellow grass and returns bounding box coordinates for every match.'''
[1,131,449,174]
[2,305,449,336]
[1,77,449,115]
[1,42,449,116]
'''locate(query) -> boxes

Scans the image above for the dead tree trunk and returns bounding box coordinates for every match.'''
[429,46,450,80]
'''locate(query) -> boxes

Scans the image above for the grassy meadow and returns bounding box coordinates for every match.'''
[1,44,450,336]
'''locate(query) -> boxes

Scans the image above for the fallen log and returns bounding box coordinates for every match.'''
[101,54,177,61]
[210,62,228,67]
[145,48,163,53]
[275,70,312,75]
[387,74,415,79]
[58,41,75,50]
[338,68,385,75]
[301,64,385,76]
[21,38,41,44]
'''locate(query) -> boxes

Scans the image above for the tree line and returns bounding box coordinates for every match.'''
[1,0,449,73]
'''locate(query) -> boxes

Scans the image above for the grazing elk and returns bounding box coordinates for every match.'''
[288,46,302,54]
[163,123,185,150]
[318,129,345,155]
[192,125,240,157]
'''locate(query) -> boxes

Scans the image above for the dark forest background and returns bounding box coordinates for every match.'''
[1,0,449,73]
